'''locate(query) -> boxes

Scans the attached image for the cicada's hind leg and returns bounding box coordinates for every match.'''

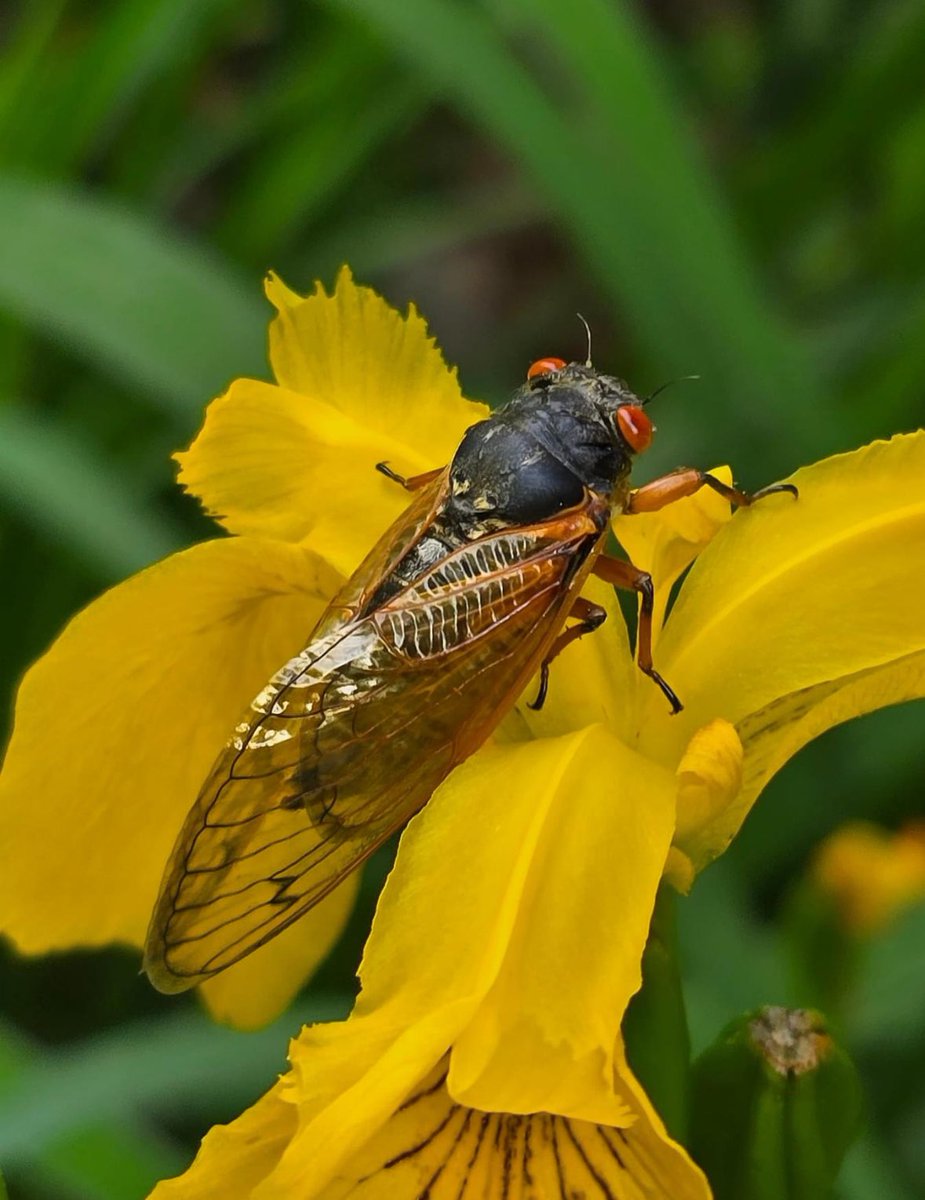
[625,468,798,514]
[592,555,683,715]
[528,596,606,711]
[375,462,444,492]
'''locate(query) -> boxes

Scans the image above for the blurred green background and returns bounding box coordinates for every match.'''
[0,1,923,1197]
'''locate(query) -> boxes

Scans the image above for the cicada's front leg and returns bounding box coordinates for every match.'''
[625,468,797,514]
[375,462,444,492]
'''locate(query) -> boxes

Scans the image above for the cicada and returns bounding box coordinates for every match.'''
[144,357,795,992]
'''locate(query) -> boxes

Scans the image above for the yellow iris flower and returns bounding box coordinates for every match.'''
[812,820,925,935]
[2,269,924,1197]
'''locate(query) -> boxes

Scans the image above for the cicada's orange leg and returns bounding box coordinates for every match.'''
[376,462,444,492]
[528,596,606,711]
[626,468,797,513]
[593,554,683,715]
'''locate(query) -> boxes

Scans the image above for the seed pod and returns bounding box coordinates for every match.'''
[690,1005,862,1200]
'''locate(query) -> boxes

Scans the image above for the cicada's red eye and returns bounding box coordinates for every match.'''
[527,357,567,381]
[616,404,654,452]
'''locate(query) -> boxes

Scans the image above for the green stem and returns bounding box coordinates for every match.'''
[623,883,691,1140]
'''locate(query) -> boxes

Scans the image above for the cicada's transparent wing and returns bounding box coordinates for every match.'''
[144,501,603,992]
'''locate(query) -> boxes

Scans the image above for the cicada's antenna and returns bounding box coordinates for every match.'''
[642,374,700,406]
[576,313,592,366]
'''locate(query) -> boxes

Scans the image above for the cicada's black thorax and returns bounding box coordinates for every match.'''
[366,364,644,609]
[444,363,640,536]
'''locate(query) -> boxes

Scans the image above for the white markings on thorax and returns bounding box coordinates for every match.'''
[380,529,555,660]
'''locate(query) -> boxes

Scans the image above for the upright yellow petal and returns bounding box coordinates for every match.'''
[0,538,339,962]
[265,267,487,462]
[177,378,437,576]
[178,269,487,575]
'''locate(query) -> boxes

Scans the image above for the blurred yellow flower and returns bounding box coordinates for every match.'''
[812,820,925,935]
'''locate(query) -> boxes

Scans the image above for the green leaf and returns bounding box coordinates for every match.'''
[623,885,691,1139]
[0,175,265,417]
[337,0,840,467]
[849,903,925,1047]
[0,0,238,175]
[0,403,185,578]
[0,994,349,1160]
[838,1130,917,1200]
[14,1124,183,1200]
[679,860,790,1054]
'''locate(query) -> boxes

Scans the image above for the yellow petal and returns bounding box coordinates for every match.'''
[265,266,487,466]
[313,1055,710,1200]
[610,1038,713,1200]
[636,435,925,819]
[518,574,638,745]
[259,730,673,1190]
[264,1001,477,1195]
[448,728,676,1123]
[322,726,677,1125]
[0,538,339,962]
[199,874,360,1030]
[669,718,744,878]
[663,847,696,893]
[613,464,734,646]
[178,268,487,575]
[148,1075,295,1200]
[811,820,925,935]
[156,1047,709,1200]
[176,378,437,576]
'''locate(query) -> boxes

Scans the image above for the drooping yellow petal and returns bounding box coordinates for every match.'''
[312,1055,709,1200]
[199,874,360,1030]
[635,435,925,852]
[0,539,342,987]
[609,1037,713,1200]
[613,465,734,646]
[265,266,487,466]
[149,1075,296,1200]
[350,726,675,1125]
[265,1000,477,1196]
[730,649,925,857]
[447,729,676,1123]
[239,728,673,1192]
[152,1045,709,1200]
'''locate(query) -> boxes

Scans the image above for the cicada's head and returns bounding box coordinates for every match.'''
[513,357,655,490]
[446,358,654,532]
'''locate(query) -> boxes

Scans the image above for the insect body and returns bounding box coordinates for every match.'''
[144,359,795,992]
